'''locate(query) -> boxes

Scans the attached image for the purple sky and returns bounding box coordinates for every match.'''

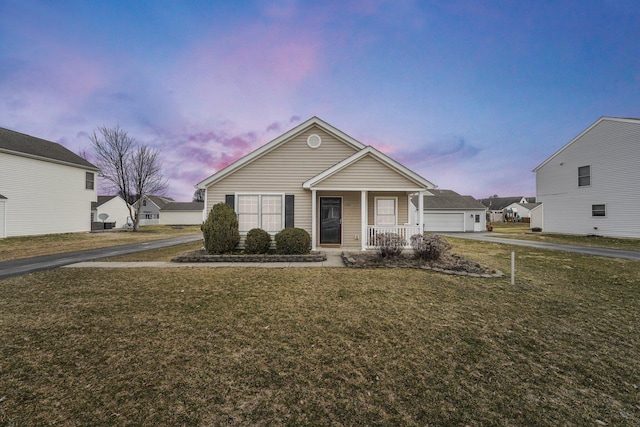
[2,0,639,201]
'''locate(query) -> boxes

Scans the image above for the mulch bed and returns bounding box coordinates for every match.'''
[172,249,326,263]
[342,251,503,278]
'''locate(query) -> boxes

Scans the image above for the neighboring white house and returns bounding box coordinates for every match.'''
[0,127,98,237]
[503,202,541,222]
[478,196,534,222]
[91,195,132,228]
[410,190,487,232]
[533,116,640,238]
[160,202,204,226]
[135,195,174,226]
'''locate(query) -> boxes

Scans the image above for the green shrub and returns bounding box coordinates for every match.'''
[375,232,405,258]
[410,233,451,261]
[275,228,311,254]
[244,228,272,254]
[202,202,240,254]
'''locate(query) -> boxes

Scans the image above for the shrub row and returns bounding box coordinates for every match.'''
[202,203,311,255]
[375,232,451,261]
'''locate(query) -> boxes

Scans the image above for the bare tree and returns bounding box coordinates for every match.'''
[89,125,167,231]
[193,188,205,202]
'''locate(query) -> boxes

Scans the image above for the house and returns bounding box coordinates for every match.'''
[410,189,488,232]
[0,127,98,237]
[135,195,174,226]
[160,201,204,226]
[533,116,640,238]
[196,117,436,250]
[91,195,132,229]
[502,201,541,222]
[478,196,534,222]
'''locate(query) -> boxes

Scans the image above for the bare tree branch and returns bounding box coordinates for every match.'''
[89,125,167,231]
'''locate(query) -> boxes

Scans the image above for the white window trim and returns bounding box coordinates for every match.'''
[235,192,285,233]
[374,196,398,226]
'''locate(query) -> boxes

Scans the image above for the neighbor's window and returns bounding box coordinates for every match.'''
[592,204,606,217]
[85,172,95,190]
[237,194,283,232]
[375,198,397,226]
[578,165,591,187]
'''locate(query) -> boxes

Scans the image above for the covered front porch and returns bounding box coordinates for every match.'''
[309,190,425,251]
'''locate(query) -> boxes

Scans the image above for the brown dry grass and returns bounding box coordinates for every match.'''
[1,239,639,425]
[0,225,202,262]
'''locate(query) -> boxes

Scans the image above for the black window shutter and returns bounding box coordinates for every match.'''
[285,195,294,228]
[225,194,235,209]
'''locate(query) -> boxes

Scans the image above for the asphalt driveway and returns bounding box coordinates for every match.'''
[0,234,203,280]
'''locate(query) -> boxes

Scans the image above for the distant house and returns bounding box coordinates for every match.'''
[410,189,487,232]
[0,127,98,237]
[196,117,436,250]
[533,116,640,238]
[160,201,204,226]
[135,195,174,226]
[91,195,132,228]
[135,195,203,226]
[478,196,535,222]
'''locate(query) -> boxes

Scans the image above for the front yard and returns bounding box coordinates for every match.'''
[1,238,639,425]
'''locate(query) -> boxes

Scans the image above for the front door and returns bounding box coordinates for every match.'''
[320,197,341,245]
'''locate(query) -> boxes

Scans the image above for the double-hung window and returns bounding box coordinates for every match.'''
[85,172,95,190]
[237,194,283,232]
[578,165,591,187]
[375,198,397,226]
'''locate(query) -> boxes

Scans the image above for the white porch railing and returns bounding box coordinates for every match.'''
[366,225,421,248]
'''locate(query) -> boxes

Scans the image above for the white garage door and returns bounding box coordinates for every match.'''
[424,212,464,232]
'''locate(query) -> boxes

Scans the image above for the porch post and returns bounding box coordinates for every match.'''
[311,189,317,251]
[418,190,424,235]
[361,190,367,251]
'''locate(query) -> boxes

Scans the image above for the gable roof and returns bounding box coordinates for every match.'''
[479,196,529,210]
[161,201,204,211]
[0,194,6,200]
[146,195,174,209]
[0,127,98,170]
[91,195,130,210]
[533,116,640,172]
[196,117,366,189]
[412,190,487,210]
[303,145,435,190]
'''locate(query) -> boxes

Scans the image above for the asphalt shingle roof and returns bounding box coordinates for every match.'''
[161,202,204,211]
[412,190,487,210]
[0,127,98,170]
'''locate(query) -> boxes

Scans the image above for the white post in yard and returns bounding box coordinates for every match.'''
[511,251,515,285]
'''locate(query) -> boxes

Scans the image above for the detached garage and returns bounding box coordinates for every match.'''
[411,190,487,233]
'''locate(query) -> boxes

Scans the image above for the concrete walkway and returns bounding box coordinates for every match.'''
[440,232,640,261]
[64,252,346,269]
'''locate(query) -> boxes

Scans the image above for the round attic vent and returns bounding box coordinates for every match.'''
[307,134,322,149]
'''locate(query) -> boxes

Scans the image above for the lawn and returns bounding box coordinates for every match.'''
[489,222,640,251]
[1,239,639,425]
[0,225,202,262]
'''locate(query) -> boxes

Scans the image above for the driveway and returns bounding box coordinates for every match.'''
[0,234,203,280]
[441,233,640,261]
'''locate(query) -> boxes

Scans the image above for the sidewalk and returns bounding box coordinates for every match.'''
[64,250,346,269]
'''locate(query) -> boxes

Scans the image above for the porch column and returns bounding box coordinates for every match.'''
[311,189,317,250]
[361,190,367,251]
[418,190,424,234]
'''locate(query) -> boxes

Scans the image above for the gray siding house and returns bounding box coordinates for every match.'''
[533,116,640,238]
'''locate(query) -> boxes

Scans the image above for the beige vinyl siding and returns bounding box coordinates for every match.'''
[317,154,422,189]
[536,119,640,238]
[0,152,96,237]
[368,192,409,225]
[206,126,359,235]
